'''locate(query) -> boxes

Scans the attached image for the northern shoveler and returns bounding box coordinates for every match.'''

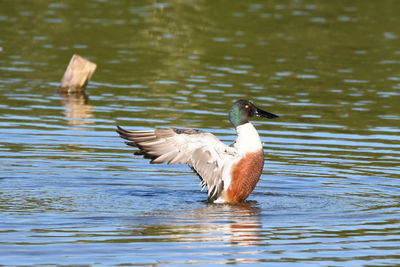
[116,99,278,203]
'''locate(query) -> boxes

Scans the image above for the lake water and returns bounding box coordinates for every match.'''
[1,0,399,266]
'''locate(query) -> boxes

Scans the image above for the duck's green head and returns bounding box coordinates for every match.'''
[228,99,278,127]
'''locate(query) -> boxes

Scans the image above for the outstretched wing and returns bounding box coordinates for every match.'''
[116,126,235,201]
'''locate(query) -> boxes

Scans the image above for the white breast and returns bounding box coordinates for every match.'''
[218,122,263,196]
[233,122,263,153]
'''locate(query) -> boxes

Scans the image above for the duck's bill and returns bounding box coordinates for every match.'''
[255,107,279,119]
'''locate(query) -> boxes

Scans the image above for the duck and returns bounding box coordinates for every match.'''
[116,99,278,203]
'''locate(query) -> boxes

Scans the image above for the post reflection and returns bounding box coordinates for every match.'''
[59,92,95,125]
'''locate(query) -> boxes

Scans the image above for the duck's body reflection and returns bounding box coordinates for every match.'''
[135,201,263,258]
[188,202,262,247]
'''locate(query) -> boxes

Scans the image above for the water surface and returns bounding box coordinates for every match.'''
[1,0,399,266]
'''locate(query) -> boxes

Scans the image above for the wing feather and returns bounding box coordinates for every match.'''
[116,126,234,201]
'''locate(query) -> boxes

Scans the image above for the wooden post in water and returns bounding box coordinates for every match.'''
[58,54,97,94]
